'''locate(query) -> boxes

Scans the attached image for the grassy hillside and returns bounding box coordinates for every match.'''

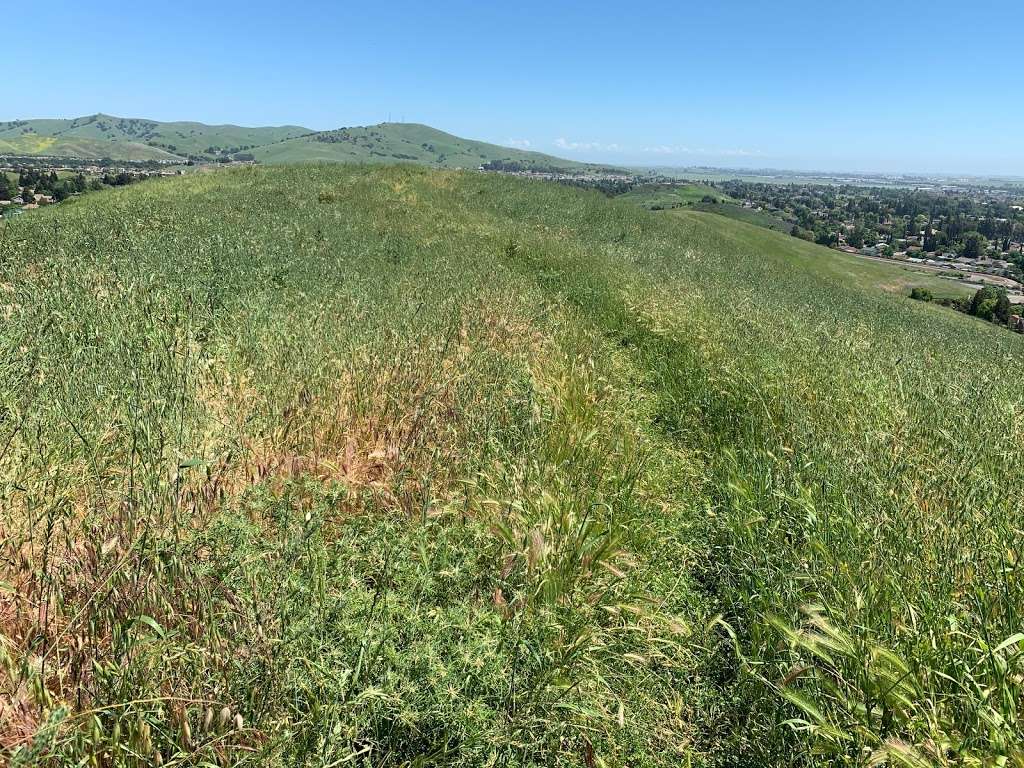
[0,115,597,171]
[617,182,733,209]
[1,166,1021,767]
[675,208,974,300]
[0,115,308,161]
[0,133,180,161]
[687,200,794,233]
[250,122,595,170]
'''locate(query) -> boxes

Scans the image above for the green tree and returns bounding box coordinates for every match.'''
[960,231,988,260]
[969,286,1010,323]
[0,173,11,200]
[995,290,1011,324]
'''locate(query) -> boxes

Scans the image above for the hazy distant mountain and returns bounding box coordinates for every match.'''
[0,114,597,171]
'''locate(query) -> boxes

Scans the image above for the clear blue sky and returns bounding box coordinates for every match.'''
[7,0,1023,175]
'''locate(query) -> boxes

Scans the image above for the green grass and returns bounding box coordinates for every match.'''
[0,131,180,162]
[0,115,308,161]
[0,165,1021,767]
[250,123,598,170]
[0,116,602,171]
[673,208,975,301]
[687,200,793,233]
[617,183,732,209]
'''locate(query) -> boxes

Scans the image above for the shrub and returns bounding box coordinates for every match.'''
[909,287,933,302]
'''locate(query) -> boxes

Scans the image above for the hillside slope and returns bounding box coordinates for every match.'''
[616,182,735,209]
[1,167,1021,766]
[0,114,309,161]
[0,115,598,170]
[251,122,593,169]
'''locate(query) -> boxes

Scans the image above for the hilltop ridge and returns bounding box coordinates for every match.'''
[0,114,601,171]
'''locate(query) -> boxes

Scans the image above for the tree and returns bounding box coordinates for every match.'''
[995,290,1011,324]
[790,225,815,242]
[960,231,988,260]
[968,286,1010,323]
[815,230,838,247]
[0,173,11,200]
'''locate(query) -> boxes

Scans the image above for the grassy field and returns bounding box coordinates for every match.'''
[0,165,1021,767]
[617,183,733,209]
[673,208,975,301]
[687,200,793,233]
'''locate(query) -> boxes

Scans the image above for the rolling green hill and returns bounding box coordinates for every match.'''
[687,199,794,232]
[616,182,734,209]
[1,166,1021,766]
[250,122,593,170]
[0,114,308,161]
[671,207,974,300]
[617,190,972,298]
[0,114,598,171]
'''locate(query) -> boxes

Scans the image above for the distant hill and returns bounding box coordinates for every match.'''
[249,122,594,171]
[0,114,308,162]
[0,114,599,171]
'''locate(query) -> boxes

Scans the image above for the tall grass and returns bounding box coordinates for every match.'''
[0,165,1020,766]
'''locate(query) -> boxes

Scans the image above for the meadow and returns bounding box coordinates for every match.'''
[0,165,1021,766]
[616,183,733,209]
[685,200,793,233]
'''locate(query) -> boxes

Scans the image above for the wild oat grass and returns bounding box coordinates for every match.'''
[0,164,1020,766]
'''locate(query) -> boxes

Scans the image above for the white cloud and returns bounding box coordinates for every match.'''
[548,137,760,158]
[505,138,532,149]
[554,137,621,152]
[642,145,693,155]
[641,145,761,157]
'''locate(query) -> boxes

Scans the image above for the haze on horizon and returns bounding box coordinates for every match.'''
[6,0,1023,177]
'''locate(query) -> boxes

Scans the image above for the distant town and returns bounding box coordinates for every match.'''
[0,155,183,216]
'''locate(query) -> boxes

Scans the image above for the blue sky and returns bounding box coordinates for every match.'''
[7,0,1023,174]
